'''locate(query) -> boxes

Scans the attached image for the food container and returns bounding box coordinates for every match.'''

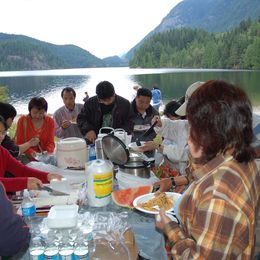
[46,204,79,228]
[86,159,113,207]
[56,137,87,168]
[102,134,154,179]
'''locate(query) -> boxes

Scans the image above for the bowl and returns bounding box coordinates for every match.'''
[128,141,146,152]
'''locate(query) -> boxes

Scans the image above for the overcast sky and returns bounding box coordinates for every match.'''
[0,0,182,58]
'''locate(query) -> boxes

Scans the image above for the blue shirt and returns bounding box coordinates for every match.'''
[151,89,162,105]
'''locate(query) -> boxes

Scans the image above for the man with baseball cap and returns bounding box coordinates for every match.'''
[77,80,133,143]
[175,81,204,116]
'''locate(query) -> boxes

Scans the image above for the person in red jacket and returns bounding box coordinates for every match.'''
[0,182,30,256]
[0,116,61,192]
[15,97,55,160]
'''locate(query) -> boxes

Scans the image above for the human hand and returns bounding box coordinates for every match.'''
[152,115,161,127]
[61,120,71,129]
[153,178,172,192]
[86,130,96,143]
[139,141,157,152]
[27,177,43,190]
[155,209,176,231]
[47,173,63,182]
[29,137,40,147]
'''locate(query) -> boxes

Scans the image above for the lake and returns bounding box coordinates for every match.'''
[0,67,259,115]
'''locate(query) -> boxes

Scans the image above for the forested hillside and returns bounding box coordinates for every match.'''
[129,19,260,69]
[0,34,125,71]
[125,0,260,61]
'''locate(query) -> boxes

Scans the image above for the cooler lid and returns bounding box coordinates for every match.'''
[102,134,129,165]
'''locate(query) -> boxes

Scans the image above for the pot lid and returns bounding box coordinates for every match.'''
[102,134,129,165]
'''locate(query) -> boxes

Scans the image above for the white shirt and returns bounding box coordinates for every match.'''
[155,118,189,175]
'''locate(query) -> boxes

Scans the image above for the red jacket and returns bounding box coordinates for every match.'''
[0,146,49,192]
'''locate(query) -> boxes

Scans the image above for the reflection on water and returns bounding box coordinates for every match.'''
[0,67,259,114]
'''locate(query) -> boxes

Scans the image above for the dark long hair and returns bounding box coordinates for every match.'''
[28,97,48,112]
[187,80,255,163]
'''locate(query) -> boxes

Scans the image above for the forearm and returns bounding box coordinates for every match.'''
[18,141,33,155]
[55,126,64,138]
[6,155,49,183]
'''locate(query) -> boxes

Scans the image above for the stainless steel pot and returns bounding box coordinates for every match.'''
[102,134,154,179]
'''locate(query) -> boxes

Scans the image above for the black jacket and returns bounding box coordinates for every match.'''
[77,95,133,139]
[131,100,159,141]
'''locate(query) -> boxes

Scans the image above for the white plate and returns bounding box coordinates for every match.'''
[133,192,181,215]
[128,141,146,152]
[134,125,150,132]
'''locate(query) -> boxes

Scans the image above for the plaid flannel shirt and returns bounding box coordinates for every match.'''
[165,154,260,259]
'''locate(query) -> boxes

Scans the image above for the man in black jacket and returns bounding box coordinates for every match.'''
[0,182,30,257]
[77,81,133,143]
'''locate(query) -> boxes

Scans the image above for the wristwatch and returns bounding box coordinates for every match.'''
[170,177,176,188]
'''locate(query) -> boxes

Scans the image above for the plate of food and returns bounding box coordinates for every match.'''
[134,125,150,132]
[133,192,181,214]
[128,141,146,152]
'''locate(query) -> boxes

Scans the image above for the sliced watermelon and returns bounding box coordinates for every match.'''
[112,185,153,209]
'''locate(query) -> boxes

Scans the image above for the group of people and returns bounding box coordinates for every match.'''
[0,79,259,258]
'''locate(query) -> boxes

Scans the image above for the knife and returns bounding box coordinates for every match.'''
[136,120,158,146]
[37,184,69,196]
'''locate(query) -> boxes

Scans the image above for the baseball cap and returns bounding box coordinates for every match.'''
[175,81,204,116]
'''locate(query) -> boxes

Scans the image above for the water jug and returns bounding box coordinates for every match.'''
[85,159,113,207]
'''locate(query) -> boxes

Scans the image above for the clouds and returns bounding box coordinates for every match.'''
[0,0,182,58]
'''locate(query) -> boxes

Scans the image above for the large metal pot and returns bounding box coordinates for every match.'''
[101,134,153,178]
[119,154,150,178]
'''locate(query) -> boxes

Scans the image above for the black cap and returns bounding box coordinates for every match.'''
[96,81,115,99]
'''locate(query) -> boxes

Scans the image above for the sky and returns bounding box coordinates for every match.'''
[0,0,182,58]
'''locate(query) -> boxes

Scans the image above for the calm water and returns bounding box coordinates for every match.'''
[0,67,259,115]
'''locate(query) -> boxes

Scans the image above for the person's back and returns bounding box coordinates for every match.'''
[151,86,162,111]
[0,182,30,256]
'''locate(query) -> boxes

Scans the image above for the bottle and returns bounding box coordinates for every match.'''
[21,189,36,224]
[44,239,59,260]
[88,144,96,161]
[58,238,74,260]
[73,241,89,260]
[29,237,44,260]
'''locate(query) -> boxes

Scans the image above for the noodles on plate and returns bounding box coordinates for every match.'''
[138,192,175,212]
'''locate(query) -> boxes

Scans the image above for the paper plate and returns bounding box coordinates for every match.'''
[128,141,146,152]
[133,192,181,215]
[134,125,150,132]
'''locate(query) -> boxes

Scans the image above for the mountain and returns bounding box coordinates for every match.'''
[125,0,260,60]
[0,33,125,71]
[129,19,260,69]
[102,55,128,67]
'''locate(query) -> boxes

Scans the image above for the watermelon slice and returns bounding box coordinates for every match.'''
[112,185,153,209]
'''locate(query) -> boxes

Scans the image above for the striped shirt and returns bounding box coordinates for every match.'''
[53,104,83,139]
[164,154,260,259]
